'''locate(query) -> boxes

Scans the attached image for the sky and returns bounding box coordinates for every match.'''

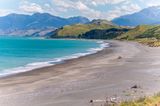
[0,0,160,20]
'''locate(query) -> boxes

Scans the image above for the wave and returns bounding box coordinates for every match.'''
[0,41,110,77]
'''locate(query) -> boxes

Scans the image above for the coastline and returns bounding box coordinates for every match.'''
[0,39,109,79]
[1,40,160,106]
[0,39,108,78]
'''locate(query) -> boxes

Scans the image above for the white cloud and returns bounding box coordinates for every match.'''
[73,1,102,19]
[0,9,13,16]
[1,0,159,20]
[52,0,141,20]
[91,1,97,6]
[146,1,160,7]
[43,3,58,15]
[16,0,142,20]
[76,1,88,11]
[52,0,74,9]
[139,0,160,7]
[105,3,141,20]
[52,0,101,18]
[19,1,43,13]
[88,0,128,6]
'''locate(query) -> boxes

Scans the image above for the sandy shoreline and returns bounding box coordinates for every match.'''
[0,40,160,106]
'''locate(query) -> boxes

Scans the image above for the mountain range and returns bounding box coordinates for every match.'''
[112,6,160,26]
[0,13,89,36]
[1,6,160,36]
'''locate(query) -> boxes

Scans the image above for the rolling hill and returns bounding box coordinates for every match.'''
[117,25,160,40]
[81,28,129,39]
[117,25,155,40]
[117,25,160,47]
[50,19,122,38]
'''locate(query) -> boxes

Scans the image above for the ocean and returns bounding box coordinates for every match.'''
[0,37,108,76]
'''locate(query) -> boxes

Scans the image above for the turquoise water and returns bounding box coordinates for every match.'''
[0,37,107,76]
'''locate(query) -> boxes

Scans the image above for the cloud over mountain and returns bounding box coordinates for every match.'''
[112,6,160,26]
[0,0,160,20]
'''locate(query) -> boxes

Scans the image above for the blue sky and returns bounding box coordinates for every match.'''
[0,0,160,20]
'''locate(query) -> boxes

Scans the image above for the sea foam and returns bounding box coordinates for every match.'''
[0,41,109,77]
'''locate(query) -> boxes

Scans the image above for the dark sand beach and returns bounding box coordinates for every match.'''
[0,40,160,106]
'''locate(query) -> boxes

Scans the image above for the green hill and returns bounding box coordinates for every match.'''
[50,19,120,38]
[138,25,160,39]
[117,25,155,40]
[118,25,160,40]
[118,25,160,47]
[81,28,129,39]
[49,19,160,46]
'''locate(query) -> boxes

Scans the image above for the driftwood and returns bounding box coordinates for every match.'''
[89,96,120,106]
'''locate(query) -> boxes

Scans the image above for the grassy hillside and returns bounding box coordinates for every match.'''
[50,20,160,46]
[120,93,160,106]
[50,20,120,38]
[81,28,129,39]
[58,24,116,36]
[117,25,155,40]
[118,25,160,47]
[138,25,160,39]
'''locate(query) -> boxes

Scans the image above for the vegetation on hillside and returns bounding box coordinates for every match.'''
[120,93,160,106]
[117,25,155,40]
[138,25,160,39]
[58,23,117,36]
[117,25,160,47]
[81,28,129,39]
[50,19,121,38]
[50,19,160,46]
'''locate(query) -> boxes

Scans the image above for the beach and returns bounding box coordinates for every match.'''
[0,40,160,106]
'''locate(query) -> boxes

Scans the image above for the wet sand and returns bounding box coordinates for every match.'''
[0,40,160,106]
